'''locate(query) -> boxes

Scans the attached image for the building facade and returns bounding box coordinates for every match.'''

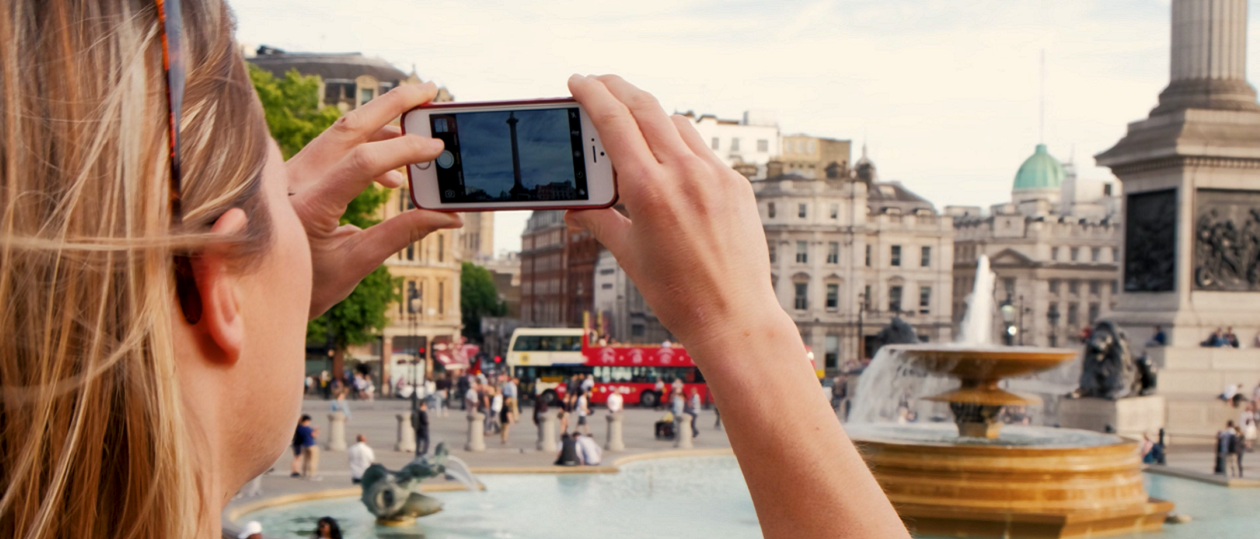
[680,110,780,179]
[248,47,465,387]
[755,148,955,373]
[519,211,569,327]
[780,134,851,179]
[948,144,1122,348]
[593,250,673,344]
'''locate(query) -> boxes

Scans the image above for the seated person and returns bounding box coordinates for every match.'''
[655,411,675,439]
[575,433,603,466]
[554,433,580,466]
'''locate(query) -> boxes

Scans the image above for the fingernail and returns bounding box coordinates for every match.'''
[569,74,584,83]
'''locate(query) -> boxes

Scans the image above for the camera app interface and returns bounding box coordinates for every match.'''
[429,107,589,203]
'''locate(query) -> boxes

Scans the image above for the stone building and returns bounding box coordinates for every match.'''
[248,47,467,387]
[756,146,956,373]
[519,211,569,327]
[780,134,851,179]
[948,145,1122,348]
[679,110,780,179]
[593,249,673,345]
[1096,0,1260,440]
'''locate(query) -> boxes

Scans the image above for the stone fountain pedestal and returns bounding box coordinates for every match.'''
[1059,395,1166,441]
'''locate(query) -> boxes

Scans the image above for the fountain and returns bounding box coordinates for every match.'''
[359,443,479,526]
[848,255,1173,539]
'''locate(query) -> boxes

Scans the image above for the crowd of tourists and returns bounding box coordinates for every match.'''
[305,368,378,401]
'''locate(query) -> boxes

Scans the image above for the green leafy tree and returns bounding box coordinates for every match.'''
[250,64,400,378]
[461,262,506,343]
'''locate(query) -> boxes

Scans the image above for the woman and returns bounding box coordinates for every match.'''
[331,386,352,420]
[312,517,342,539]
[0,1,907,537]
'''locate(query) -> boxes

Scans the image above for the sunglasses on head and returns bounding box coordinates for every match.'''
[156,0,202,324]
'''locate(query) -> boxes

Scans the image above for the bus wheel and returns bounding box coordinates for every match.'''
[541,390,560,407]
[640,390,659,408]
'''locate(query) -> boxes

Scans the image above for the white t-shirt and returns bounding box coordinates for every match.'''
[581,377,594,393]
[491,394,503,413]
[1224,384,1240,399]
[607,393,624,414]
[465,387,478,404]
[576,395,588,417]
[347,442,376,480]
[575,435,603,465]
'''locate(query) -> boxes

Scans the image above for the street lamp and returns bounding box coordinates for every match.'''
[407,290,421,411]
[1000,294,1017,346]
[1047,307,1061,347]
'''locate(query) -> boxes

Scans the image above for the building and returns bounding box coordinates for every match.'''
[519,211,569,326]
[593,250,673,344]
[680,110,780,179]
[483,252,522,319]
[780,134,851,179]
[460,212,495,263]
[948,144,1122,348]
[1095,0,1260,440]
[248,47,466,386]
[754,145,956,373]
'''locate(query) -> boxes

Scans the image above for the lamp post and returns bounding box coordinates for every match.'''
[408,291,420,412]
[1000,294,1017,346]
[1047,306,1060,347]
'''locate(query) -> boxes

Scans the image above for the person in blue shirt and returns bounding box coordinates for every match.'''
[295,415,320,480]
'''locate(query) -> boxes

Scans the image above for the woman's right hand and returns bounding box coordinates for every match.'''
[565,75,790,359]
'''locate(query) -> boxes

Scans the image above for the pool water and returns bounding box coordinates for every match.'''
[239,457,1259,539]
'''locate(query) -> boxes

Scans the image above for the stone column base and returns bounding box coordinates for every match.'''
[1058,395,1166,440]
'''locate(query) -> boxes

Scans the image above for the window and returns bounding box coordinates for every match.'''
[406,281,419,314]
[794,282,809,310]
[1091,247,1100,262]
[1104,184,1113,196]
[1070,247,1079,261]
[824,335,839,369]
[757,139,769,152]
[921,246,931,268]
[798,204,808,219]
[399,188,409,213]
[1111,280,1118,295]
[1088,303,1100,323]
[1067,302,1079,326]
[890,245,902,266]
[888,286,903,313]
[731,138,740,151]
[865,245,871,267]
[1049,279,1060,294]
[406,242,415,261]
[1003,278,1016,297]
[863,285,872,309]
[599,268,615,275]
[632,324,645,337]
[1068,280,1079,294]
[1051,246,1059,260]
[359,87,375,105]
[796,241,808,263]
[1089,281,1100,295]
[1112,248,1119,262]
[1048,304,1060,324]
[711,137,720,150]
[437,235,445,262]
[830,204,839,219]
[919,286,931,314]
[601,283,613,289]
[827,242,840,264]
[768,202,776,218]
[438,282,445,314]
[769,243,777,263]
[826,284,839,309]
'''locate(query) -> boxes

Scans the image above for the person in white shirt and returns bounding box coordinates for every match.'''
[488,389,504,435]
[465,384,479,412]
[575,391,591,435]
[607,391,624,415]
[575,433,603,465]
[580,373,594,395]
[347,434,375,485]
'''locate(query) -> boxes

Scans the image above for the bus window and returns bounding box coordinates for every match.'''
[512,336,540,351]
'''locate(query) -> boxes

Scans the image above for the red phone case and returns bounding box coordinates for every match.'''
[400,98,619,213]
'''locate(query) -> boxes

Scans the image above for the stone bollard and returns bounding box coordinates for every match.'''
[538,414,557,452]
[674,413,694,449]
[605,412,625,451]
[394,413,416,453]
[466,411,486,452]
[326,411,347,451]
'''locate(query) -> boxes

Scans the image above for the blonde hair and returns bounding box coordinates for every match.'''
[0,1,272,537]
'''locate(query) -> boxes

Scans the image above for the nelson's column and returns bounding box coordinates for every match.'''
[1097,0,1260,441]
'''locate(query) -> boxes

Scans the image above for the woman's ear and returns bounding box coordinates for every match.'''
[190,208,249,366]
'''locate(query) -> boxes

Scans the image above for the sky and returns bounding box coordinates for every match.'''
[228,0,1260,255]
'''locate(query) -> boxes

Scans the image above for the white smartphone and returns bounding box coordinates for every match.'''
[402,98,617,211]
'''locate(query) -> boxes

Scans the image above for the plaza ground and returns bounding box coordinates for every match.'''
[224,396,1258,520]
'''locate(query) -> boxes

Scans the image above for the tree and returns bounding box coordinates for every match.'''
[250,64,400,378]
[461,262,506,343]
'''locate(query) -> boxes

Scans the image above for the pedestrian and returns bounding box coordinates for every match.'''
[557,409,570,435]
[1221,382,1240,403]
[656,410,676,439]
[290,418,306,478]
[426,382,445,418]
[503,376,519,417]
[686,388,701,438]
[534,392,550,427]
[554,432,581,466]
[576,432,603,465]
[320,370,332,400]
[607,390,624,415]
[464,382,479,413]
[654,377,666,410]
[1216,421,1237,475]
[575,390,591,435]
[297,415,321,480]
[672,377,685,399]
[313,516,342,539]
[487,387,503,435]
[1244,408,1258,452]
[412,401,430,456]
[672,389,686,439]
[237,521,263,539]
[580,372,595,395]
[331,386,351,420]
[1149,325,1167,347]
[347,434,375,485]
[1226,327,1240,348]
[499,387,515,445]
[1231,424,1246,477]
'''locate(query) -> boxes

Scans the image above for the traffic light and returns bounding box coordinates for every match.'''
[494,355,502,363]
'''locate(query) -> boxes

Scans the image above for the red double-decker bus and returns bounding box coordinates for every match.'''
[505,326,706,408]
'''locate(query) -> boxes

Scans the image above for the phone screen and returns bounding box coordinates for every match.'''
[429,107,589,203]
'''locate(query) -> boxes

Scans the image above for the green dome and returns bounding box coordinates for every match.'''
[1013,144,1065,191]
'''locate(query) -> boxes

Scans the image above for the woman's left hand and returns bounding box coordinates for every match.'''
[284,82,462,318]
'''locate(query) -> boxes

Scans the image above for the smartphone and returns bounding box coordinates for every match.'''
[402,98,617,211]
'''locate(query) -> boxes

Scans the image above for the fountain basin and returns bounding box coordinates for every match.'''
[849,423,1173,538]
